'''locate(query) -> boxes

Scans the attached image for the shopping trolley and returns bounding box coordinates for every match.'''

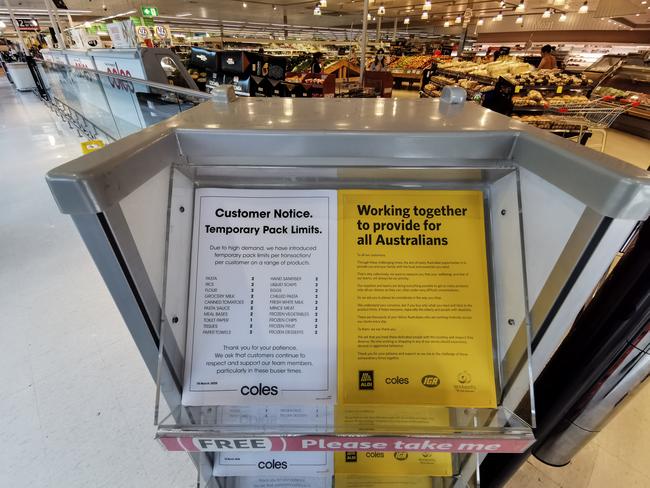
[548,96,640,152]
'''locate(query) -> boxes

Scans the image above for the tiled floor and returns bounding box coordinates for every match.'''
[1,76,648,487]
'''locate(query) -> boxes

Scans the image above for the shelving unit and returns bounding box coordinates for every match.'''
[46,90,650,487]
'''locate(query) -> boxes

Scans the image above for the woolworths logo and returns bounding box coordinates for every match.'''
[358,370,374,390]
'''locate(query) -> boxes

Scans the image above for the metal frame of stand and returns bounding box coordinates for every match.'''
[45,88,650,487]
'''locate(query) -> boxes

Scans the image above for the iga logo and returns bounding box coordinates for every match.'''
[240,384,278,396]
[394,452,409,461]
[358,370,374,390]
[421,375,440,388]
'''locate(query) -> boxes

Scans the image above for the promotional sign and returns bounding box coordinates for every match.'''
[106,20,137,48]
[135,25,150,42]
[334,450,452,477]
[90,53,148,136]
[338,190,497,408]
[182,189,337,406]
[335,476,429,488]
[16,18,40,32]
[153,24,170,40]
[80,139,105,154]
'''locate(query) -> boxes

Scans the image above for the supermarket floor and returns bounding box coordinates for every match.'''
[0,75,648,487]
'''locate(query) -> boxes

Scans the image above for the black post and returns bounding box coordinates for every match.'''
[26,56,49,100]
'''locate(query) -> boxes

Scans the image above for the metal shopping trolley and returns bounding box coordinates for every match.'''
[549,96,640,152]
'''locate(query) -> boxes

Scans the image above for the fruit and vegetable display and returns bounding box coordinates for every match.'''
[593,87,650,106]
[513,115,583,131]
[388,55,436,70]
[437,58,534,79]
[502,69,593,87]
[512,92,589,108]
[285,73,326,85]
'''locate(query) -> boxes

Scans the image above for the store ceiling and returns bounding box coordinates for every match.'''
[2,0,650,33]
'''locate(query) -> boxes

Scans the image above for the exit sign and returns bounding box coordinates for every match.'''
[140,6,158,17]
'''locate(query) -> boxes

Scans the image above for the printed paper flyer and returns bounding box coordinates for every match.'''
[338,190,497,407]
[182,189,337,405]
[334,450,453,477]
[213,451,333,477]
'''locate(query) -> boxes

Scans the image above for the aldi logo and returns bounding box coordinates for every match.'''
[359,370,374,390]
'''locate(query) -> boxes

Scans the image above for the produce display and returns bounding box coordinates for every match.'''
[512,92,589,108]
[426,74,494,95]
[513,115,583,131]
[437,58,534,79]
[388,55,436,70]
[502,69,593,87]
[284,73,325,85]
[593,86,650,106]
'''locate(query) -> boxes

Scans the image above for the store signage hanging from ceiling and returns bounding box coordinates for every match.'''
[140,6,159,17]
[16,18,40,31]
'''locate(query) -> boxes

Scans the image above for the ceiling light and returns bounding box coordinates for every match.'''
[477,17,484,25]
[421,10,429,19]
[516,0,525,12]
[643,1,648,4]
[516,15,523,23]
[543,8,551,18]
[500,0,506,7]
[320,0,327,7]
[559,12,567,21]
[496,11,503,20]
[176,12,192,17]
[242,2,247,7]
[455,15,462,23]
[423,0,432,11]
[636,12,640,16]
[579,1,588,13]
[404,17,410,24]
[444,20,450,27]
[0,20,6,28]
[84,21,92,28]
[314,5,321,15]
[378,4,385,15]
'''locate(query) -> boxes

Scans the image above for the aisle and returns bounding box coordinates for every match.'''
[0,77,196,487]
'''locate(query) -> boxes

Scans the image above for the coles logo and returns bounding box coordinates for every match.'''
[240,384,278,396]
[257,459,287,470]
[105,65,135,93]
[421,375,441,388]
[385,376,409,385]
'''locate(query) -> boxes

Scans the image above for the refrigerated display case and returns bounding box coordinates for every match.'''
[592,56,650,138]
[45,88,650,487]
[581,54,625,84]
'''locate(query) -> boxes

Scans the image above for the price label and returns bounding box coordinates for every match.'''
[514,85,522,93]
[556,85,563,94]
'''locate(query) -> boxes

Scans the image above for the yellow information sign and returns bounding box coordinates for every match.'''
[80,139,105,154]
[335,450,453,477]
[335,475,432,488]
[338,190,497,408]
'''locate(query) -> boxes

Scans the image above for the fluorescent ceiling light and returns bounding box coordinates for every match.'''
[176,13,192,17]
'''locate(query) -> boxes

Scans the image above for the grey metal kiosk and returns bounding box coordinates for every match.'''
[46,91,650,487]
